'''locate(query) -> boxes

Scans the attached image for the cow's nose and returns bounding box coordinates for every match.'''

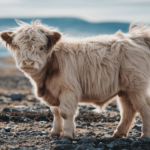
[23,60,34,67]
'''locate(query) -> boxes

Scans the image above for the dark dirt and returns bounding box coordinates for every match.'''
[0,74,149,150]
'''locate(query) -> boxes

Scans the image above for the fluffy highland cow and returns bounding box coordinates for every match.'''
[1,20,150,139]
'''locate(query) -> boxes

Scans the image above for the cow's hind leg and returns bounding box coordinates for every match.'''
[113,92,137,138]
[128,92,150,138]
[50,107,63,137]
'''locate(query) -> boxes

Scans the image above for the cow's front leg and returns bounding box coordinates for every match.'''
[59,91,78,139]
[50,107,63,137]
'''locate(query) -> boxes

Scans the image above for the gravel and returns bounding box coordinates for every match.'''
[4,126,11,132]
[132,125,142,132]
[0,74,150,149]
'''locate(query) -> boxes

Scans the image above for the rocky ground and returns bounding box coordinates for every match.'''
[0,60,149,150]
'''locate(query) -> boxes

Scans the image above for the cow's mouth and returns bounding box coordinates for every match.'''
[21,68,37,73]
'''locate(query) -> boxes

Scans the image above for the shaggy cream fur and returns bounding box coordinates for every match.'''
[1,20,150,139]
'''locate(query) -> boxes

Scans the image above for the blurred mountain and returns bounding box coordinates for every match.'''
[0,17,130,57]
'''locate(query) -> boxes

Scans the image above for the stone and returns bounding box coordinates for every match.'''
[0,119,5,122]
[86,106,95,110]
[85,131,96,136]
[87,137,97,143]
[39,121,47,124]
[20,148,28,150]
[75,145,95,150]
[78,138,97,145]
[54,144,75,150]
[136,119,142,124]
[107,138,130,148]
[0,98,4,101]
[4,126,11,132]
[81,123,87,127]
[76,125,83,128]
[12,109,21,112]
[97,142,105,150]
[145,138,150,142]
[52,135,59,139]
[99,119,104,124]
[9,121,13,125]
[15,105,27,109]
[56,139,71,144]
[78,138,87,144]
[41,145,47,148]
[132,125,142,132]
[2,107,11,112]
[40,131,47,135]
[72,141,78,144]
[27,97,36,102]
[7,133,13,136]
[131,140,141,145]
[11,93,22,101]
[23,118,29,123]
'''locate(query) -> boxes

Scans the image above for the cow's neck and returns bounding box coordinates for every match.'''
[30,52,60,97]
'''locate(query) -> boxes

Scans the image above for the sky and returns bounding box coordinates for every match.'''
[0,0,150,23]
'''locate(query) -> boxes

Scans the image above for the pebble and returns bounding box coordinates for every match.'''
[0,98,4,101]
[132,125,142,132]
[81,123,87,127]
[56,139,71,144]
[75,145,95,150]
[11,93,22,101]
[134,147,142,150]
[136,119,142,124]
[4,126,11,132]
[12,109,21,112]
[27,97,36,102]
[9,121,13,125]
[40,131,47,135]
[97,142,105,150]
[54,144,75,150]
[23,118,29,123]
[2,107,11,112]
[14,105,27,109]
[39,121,47,124]
[7,133,13,136]
[99,119,104,124]
[20,148,28,150]
[0,77,149,150]
[41,145,47,148]
[86,106,95,110]
[85,131,96,136]
[145,138,150,142]
[131,140,141,145]
[107,138,130,148]
[76,125,83,128]
[78,138,97,146]
[0,119,5,122]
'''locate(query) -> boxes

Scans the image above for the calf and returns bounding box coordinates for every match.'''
[1,20,150,139]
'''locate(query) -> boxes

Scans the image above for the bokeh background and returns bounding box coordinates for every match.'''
[0,0,150,57]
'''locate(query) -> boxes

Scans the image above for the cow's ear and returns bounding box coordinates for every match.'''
[47,31,61,52]
[0,31,14,47]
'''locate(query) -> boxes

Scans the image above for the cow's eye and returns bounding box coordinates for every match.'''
[40,47,43,51]
[40,45,46,51]
[14,45,19,49]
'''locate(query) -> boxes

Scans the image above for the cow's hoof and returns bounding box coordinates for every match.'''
[112,130,126,138]
[141,133,150,139]
[49,132,60,137]
[60,133,73,139]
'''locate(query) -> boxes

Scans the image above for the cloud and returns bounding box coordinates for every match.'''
[0,0,20,4]
[0,0,150,23]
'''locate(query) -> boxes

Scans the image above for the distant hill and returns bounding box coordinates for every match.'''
[0,17,130,57]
